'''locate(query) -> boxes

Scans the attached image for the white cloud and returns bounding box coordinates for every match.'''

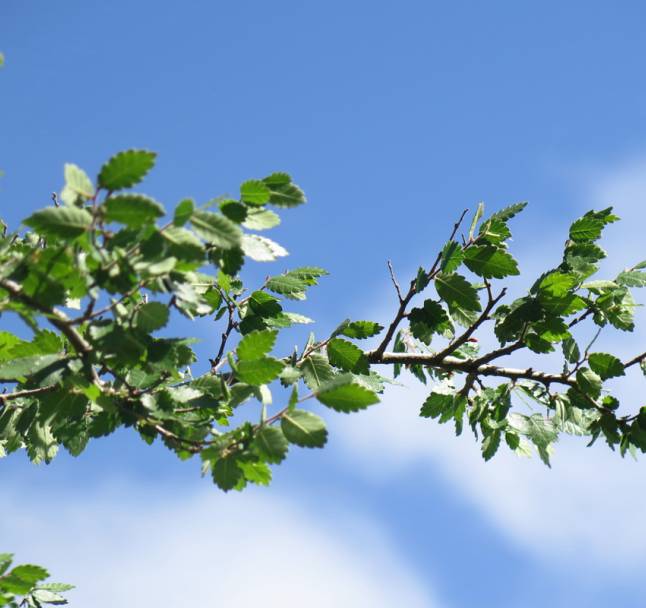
[1,483,438,608]
[333,154,646,572]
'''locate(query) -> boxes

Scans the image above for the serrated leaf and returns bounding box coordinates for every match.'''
[281,409,328,448]
[440,241,464,273]
[103,194,165,227]
[588,352,625,380]
[162,225,205,260]
[60,163,94,205]
[562,337,580,364]
[191,210,242,249]
[237,460,272,485]
[255,426,288,463]
[0,354,65,382]
[173,198,194,226]
[327,338,369,374]
[435,273,481,326]
[490,201,527,222]
[236,357,284,385]
[408,299,450,344]
[576,367,602,398]
[242,207,281,231]
[300,353,336,390]
[241,234,288,261]
[464,245,519,279]
[482,430,501,461]
[24,206,92,238]
[617,270,646,287]
[316,374,379,412]
[134,302,169,332]
[212,455,242,491]
[98,149,156,191]
[340,321,383,339]
[263,173,306,208]
[237,330,277,361]
[240,179,271,205]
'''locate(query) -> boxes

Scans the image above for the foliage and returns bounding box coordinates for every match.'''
[0,150,644,501]
[0,553,72,607]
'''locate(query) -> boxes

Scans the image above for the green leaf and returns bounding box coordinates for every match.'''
[162,226,205,261]
[440,241,464,273]
[212,455,242,491]
[103,194,166,228]
[340,321,384,339]
[1,564,49,595]
[617,270,646,287]
[98,149,157,191]
[134,302,170,332]
[435,273,481,326]
[408,300,451,344]
[242,208,281,231]
[300,353,336,390]
[237,330,277,361]
[263,172,306,208]
[464,246,519,279]
[576,367,602,398]
[191,210,242,249]
[562,337,580,364]
[316,374,379,412]
[588,352,625,380]
[266,267,327,300]
[60,163,94,205]
[255,426,288,463]
[468,202,485,239]
[236,357,284,385]
[420,391,454,419]
[482,430,501,461]
[24,206,92,238]
[490,201,527,221]
[327,338,369,374]
[281,409,328,448]
[241,234,288,261]
[0,354,65,382]
[568,208,618,243]
[237,460,272,485]
[240,180,271,205]
[173,198,195,226]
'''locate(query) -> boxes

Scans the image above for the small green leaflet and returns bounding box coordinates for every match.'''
[266,267,328,300]
[482,430,501,461]
[133,302,170,332]
[102,194,166,228]
[263,172,306,208]
[212,455,242,491]
[281,409,328,448]
[191,209,242,249]
[576,367,602,398]
[408,299,450,344]
[240,180,271,205]
[60,163,94,205]
[568,207,618,243]
[340,320,384,339]
[440,241,464,273]
[435,273,481,326]
[588,352,625,380]
[242,207,281,231]
[464,246,519,279]
[327,338,369,374]
[237,330,277,361]
[561,337,580,364]
[173,198,195,226]
[490,201,527,222]
[238,460,272,486]
[236,357,284,385]
[254,426,289,463]
[316,374,379,412]
[98,149,157,191]
[241,234,288,262]
[24,206,92,238]
[616,270,646,287]
[468,202,485,240]
[300,353,336,390]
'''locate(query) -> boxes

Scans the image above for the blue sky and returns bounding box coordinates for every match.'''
[2,2,646,606]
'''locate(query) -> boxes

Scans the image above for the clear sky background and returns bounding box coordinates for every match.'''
[2,1,646,606]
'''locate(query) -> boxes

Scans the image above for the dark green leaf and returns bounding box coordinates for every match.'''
[340,321,384,339]
[316,374,379,412]
[281,409,328,447]
[255,426,288,463]
[236,357,284,385]
[263,173,306,207]
[588,352,625,380]
[300,354,336,390]
[24,207,92,238]
[98,149,156,191]
[464,245,519,279]
[134,302,170,332]
[191,210,242,249]
[173,198,195,226]
[237,330,277,361]
[327,338,369,374]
